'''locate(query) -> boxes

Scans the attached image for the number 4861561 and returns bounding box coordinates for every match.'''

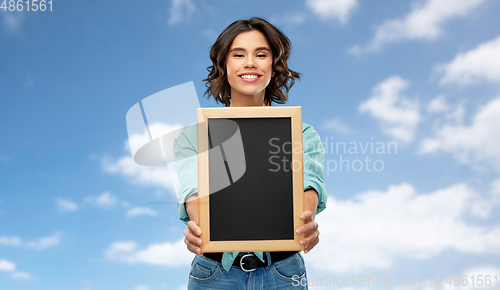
[1,0,53,12]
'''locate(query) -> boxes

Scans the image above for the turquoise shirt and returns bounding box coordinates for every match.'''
[173,122,327,271]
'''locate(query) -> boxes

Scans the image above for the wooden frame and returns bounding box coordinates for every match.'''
[197,106,305,252]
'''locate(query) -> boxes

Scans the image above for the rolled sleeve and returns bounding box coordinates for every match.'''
[173,125,198,225]
[302,123,327,215]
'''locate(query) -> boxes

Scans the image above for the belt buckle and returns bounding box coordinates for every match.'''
[239,253,256,272]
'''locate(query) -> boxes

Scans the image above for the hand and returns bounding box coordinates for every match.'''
[296,210,319,254]
[183,220,203,256]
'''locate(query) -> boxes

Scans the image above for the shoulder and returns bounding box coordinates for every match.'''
[302,122,319,137]
[180,122,197,137]
[174,123,197,148]
[302,122,311,132]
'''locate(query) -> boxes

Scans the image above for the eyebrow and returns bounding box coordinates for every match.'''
[229,47,271,53]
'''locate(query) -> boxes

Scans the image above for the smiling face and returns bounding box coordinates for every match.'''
[226,30,274,107]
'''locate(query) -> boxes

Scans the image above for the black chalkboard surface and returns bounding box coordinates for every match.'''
[208,117,294,241]
[197,107,305,252]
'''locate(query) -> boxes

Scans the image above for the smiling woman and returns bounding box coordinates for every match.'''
[225,30,274,106]
[174,17,327,290]
[203,17,301,107]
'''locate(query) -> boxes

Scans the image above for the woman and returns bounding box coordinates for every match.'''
[174,17,327,289]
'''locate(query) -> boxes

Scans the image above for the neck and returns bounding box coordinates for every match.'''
[229,91,266,107]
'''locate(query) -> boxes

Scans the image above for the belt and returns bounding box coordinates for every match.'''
[204,251,297,272]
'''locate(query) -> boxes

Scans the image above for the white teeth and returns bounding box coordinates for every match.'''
[240,75,259,79]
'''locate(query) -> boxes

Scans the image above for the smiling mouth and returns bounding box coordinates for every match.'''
[239,74,262,79]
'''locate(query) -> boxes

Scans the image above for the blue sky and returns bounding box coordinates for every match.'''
[1,0,500,289]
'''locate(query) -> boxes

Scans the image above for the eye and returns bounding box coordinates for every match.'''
[257,54,267,58]
[234,54,244,57]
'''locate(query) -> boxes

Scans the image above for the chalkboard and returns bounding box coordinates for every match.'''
[197,106,305,252]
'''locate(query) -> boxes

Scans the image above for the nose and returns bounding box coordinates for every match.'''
[243,56,257,68]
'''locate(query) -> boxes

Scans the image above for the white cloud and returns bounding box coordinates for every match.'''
[168,0,195,25]
[84,191,118,208]
[437,35,500,85]
[127,123,180,155]
[350,0,485,53]
[0,260,33,280]
[135,285,149,290]
[306,0,358,24]
[0,236,22,246]
[444,100,467,124]
[269,12,307,26]
[102,156,174,190]
[0,259,15,271]
[0,234,60,249]
[56,198,78,212]
[492,179,500,196]
[105,122,182,193]
[25,234,60,249]
[427,95,450,113]
[106,241,136,253]
[105,239,193,267]
[323,118,351,133]
[126,207,158,217]
[11,271,33,280]
[420,97,500,169]
[443,266,500,290]
[359,76,420,142]
[1,11,24,33]
[305,183,500,273]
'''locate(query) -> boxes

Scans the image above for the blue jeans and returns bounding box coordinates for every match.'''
[187,252,308,289]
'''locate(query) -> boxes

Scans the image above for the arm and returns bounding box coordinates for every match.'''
[296,123,328,253]
[173,125,199,226]
[183,194,203,256]
[185,194,199,224]
[173,125,203,255]
[297,189,320,253]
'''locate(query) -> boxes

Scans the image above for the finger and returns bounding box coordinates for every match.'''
[184,228,203,247]
[296,221,318,235]
[184,227,203,256]
[304,235,320,254]
[299,211,313,221]
[187,221,202,237]
[186,240,203,256]
[183,225,203,248]
[300,229,319,247]
[304,222,319,237]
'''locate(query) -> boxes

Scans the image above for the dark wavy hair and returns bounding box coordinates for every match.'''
[203,17,301,106]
